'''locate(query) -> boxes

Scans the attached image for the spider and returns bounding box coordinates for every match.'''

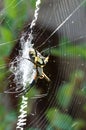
[17,48,50,96]
[29,48,50,82]
[4,47,50,96]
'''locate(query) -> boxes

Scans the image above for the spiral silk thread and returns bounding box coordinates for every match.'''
[30,0,41,30]
[16,96,28,130]
[16,0,41,129]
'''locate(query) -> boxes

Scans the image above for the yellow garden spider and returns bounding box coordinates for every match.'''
[4,47,50,96]
[29,48,50,82]
[17,48,50,96]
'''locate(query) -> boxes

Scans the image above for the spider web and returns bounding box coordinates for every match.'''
[0,0,86,130]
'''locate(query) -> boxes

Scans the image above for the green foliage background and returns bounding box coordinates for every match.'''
[0,0,86,130]
[0,0,35,129]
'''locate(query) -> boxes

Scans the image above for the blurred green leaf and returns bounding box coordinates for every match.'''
[3,0,17,19]
[80,83,86,96]
[46,125,54,130]
[72,119,85,130]
[0,26,13,42]
[0,30,13,58]
[29,0,36,8]
[0,69,7,82]
[26,87,39,99]
[15,0,29,29]
[1,15,14,29]
[70,70,84,83]
[83,104,86,111]
[57,83,74,109]
[0,106,17,130]
[46,108,73,130]
[57,70,84,109]
[0,43,13,58]
[0,105,6,118]
[51,38,86,59]
[5,111,17,122]
[51,45,86,58]
[0,57,6,65]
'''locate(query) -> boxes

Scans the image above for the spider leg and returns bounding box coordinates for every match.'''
[42,72,50,82]
[4,80,36,97]
[44,56,49,64]
[16,86,32,97]
[4,87,18,94]
[4,87,28,96]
